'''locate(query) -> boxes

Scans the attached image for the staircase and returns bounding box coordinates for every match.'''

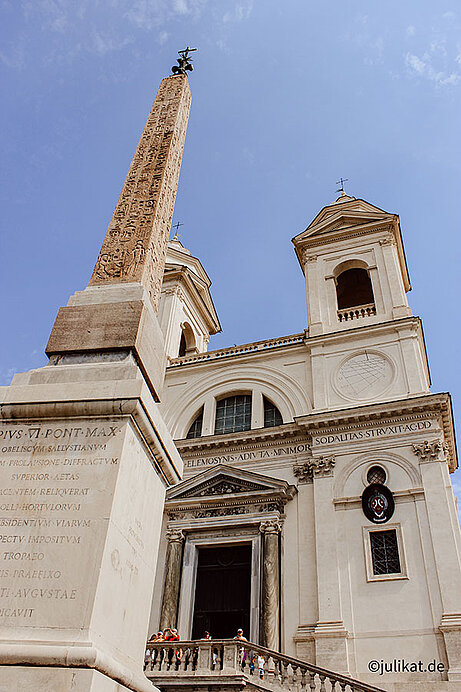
[145,639,386,692]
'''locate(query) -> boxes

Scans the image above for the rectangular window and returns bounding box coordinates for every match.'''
[370,529,401,575]
[363,524,407,582]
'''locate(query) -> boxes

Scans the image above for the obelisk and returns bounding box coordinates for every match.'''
[0,55,192,692]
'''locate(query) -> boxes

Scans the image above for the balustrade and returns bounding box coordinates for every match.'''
[337,304,376,323]
[145,639,386,692]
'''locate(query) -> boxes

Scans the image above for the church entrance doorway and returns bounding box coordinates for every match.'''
[191,544,251,639]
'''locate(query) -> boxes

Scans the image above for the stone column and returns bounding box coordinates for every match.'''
[159,528,185,630]
[260,519,281,651]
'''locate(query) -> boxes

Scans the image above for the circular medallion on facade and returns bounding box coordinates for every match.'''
[362,484,395,524]
[336,352,392,400]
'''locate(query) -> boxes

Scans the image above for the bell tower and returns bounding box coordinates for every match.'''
[158,236,221,360]
[293,193,430,411]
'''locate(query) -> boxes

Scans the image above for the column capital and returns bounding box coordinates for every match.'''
[302,251,318,264]
[379,232,396,247]
[293,456,335,483]
[412,439,449,462]
[260,519,282,535]
[165,527,185,543]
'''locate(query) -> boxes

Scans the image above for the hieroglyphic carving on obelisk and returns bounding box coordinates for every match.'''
[88,74,191,313]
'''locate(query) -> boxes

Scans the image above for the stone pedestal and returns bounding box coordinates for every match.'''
[0,356,183,690]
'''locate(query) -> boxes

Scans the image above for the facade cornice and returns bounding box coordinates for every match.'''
[304,315,423,346]
[295,393,457,472]
[175,422,304,452]
[296,221,393,250]
[174,393,456,472]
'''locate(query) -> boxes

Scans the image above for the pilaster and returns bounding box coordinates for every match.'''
[413,441,461,681]
[311,457,349,673]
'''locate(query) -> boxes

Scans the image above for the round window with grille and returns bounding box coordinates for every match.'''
[367,465,386,485]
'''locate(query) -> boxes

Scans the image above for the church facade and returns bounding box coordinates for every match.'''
[150,193,461,688]
[1,64,460,692]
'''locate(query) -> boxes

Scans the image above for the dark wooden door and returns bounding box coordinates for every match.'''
[191,544,251,640]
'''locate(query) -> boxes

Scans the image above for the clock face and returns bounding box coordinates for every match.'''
[336,352,392,400]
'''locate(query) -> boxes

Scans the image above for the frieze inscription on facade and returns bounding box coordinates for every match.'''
[182,442,311,470]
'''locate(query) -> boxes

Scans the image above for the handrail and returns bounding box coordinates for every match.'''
[337,303,376,323]
[145,639,386,692]
[168,333,305,367]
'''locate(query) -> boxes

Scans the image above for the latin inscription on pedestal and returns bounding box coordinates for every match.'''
[0,418,124,627]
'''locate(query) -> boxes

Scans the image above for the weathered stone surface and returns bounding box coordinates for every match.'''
[0,408,166,692]
[88,75,191,314]
[46,298,166,400]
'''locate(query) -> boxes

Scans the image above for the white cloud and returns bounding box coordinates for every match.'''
[223,0,253,23]
[406,25,416,37]
[405,50,461,86]
[92,31,133,56]
[173,0,190,15]
[405,52,426,74]
[157,30,169,45]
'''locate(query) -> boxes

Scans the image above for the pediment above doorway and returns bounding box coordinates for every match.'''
[165,464,296,523]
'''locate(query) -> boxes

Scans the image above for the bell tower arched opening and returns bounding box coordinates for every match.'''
[336,267,374,310]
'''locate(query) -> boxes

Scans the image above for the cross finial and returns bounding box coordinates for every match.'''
[171,221,184,241]
[336,177,349,193]
[172,47,198,75]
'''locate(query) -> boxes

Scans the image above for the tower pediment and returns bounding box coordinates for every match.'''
[293,197,393,245]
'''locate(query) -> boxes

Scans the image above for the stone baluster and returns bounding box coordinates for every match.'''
[159,528,185,630]
[196,641,211,672]
[222,641,239,674]
[260,519,282,651]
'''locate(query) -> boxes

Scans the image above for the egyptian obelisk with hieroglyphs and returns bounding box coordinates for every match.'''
[0,55,193,691]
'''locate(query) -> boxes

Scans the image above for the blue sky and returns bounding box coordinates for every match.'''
[1,1,460,509]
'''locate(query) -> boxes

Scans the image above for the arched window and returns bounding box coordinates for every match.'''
[186,408,203,439]
[178,322,197,358]
[215,395,252,435]
[178,332,187,357]
[336,268,374,310]
[263,397,283,427]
